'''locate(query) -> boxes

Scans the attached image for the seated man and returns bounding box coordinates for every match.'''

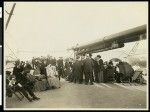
[6,71,13,97]
[12,61,40,102]
[6,71,35,102]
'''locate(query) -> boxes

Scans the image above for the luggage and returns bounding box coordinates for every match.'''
[132,70,146,84]
[132,71,142,81]
[123,62,134,77]
[118,62,134,82]
[34,79,47,92]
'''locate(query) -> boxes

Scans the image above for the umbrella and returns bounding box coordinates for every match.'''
[110,58,122,62]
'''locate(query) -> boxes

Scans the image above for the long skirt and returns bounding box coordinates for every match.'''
[65,68,71,78]
[98,71,104,83]
[47,77,60,88]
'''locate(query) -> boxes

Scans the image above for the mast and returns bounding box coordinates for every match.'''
[5,3,16,30]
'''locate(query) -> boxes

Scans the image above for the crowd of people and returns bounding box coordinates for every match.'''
[29,53,134,85]
[6,53,135,102]
[66,53,134,85]
[6,55,72,102]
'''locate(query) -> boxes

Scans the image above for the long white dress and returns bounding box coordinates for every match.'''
[46,65,60,88]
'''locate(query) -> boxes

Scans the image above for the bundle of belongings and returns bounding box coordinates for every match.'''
[30,64,60,92]
[30,69,49,92]
[116,62,146,84]
[132,66,147,84]
[116,62,134,83]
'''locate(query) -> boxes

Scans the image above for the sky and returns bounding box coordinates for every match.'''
[4,2,148,61]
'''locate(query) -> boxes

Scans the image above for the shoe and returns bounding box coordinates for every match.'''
[33,97,40,100]
[28,98,33,102]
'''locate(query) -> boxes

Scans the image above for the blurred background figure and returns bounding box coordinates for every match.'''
[83,54,94,85]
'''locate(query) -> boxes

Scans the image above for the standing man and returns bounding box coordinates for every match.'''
[32,57,36,69]
[72,55,83,84]
[93,56,100,83]
[57,57,64,80]
[89,53,95,82]
[80,55,85,84]
[83,54,94,85]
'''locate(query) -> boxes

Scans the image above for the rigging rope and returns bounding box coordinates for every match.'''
[118,41,139,60]
[124,41,139,60]
[5,42,18,59]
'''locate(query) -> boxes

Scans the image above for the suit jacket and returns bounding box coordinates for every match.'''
[83,58,94,73]
[57,59,64,69]
[72,60,83,77]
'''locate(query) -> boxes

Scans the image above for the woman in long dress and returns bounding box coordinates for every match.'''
[46,64,60,88]
[64,59,72,80]
[97,55,104,83]
[107,61,115,82]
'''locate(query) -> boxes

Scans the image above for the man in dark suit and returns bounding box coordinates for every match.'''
[13,61,40,102]
[89,53,95,82]
[80,55,85,84]
[51,57,57,66]
[57,57,64,80]
[83,54,94,85]
[72,55,83,84]
[32,57,36,69]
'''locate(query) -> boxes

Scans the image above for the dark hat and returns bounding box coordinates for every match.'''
[6,71,11,75]
[97,55,101,58]
[15,60,20,65]
[109,61,113,65]
[82,54,85,56]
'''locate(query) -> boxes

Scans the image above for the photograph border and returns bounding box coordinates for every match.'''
[2,1,149,111]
